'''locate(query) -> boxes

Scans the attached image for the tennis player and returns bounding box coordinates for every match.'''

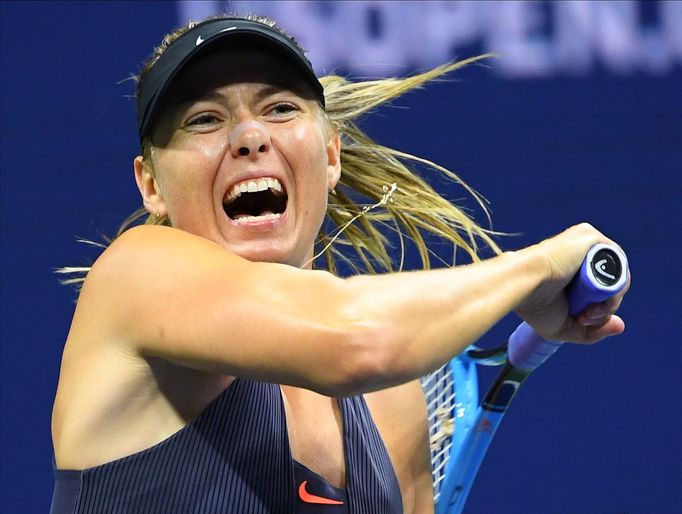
[50,14,628,514]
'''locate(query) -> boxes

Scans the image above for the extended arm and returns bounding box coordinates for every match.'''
[77,223,623,397]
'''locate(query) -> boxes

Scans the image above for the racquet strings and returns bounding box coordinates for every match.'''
[420,364,457,503]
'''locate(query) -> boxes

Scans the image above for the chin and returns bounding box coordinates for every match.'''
[225,240,309,268]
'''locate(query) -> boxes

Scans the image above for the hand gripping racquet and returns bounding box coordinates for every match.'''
[421,243,629,514]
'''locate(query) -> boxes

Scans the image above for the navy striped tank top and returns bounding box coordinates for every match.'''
[50,379,403,513]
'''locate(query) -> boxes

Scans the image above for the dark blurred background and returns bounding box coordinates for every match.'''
[2,1,680,512]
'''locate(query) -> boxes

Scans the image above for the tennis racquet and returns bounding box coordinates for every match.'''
[421,243,629,514]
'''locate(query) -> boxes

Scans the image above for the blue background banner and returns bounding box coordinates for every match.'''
[2,1,680,512]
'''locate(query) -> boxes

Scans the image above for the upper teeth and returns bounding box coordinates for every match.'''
[226,177,283,202]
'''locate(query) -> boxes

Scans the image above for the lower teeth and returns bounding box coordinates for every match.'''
[233,212,282,224]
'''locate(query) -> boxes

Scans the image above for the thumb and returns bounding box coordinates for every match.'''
[579,315,626,344]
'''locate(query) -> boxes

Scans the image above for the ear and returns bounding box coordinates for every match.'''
[326,132,342,190]
[134,156,166,217]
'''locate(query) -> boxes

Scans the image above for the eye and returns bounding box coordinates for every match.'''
[186,113,221,126]
[266,102,298,118]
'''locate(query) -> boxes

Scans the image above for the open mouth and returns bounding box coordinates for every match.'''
[223,177,288,223]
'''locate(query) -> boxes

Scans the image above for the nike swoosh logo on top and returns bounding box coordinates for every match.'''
[195,35,204,46]
[298,481,344,505]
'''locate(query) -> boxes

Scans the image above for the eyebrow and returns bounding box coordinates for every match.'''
[253,84,292,103]
[178,83,295,109]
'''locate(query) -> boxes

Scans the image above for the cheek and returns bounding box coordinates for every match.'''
[288,124,330,230]
[156,138,229,197]
[195,135,230,162]
[177,135,230,171]
[287,123,330,190]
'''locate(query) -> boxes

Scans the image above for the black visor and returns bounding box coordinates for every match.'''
[136,18,325,144]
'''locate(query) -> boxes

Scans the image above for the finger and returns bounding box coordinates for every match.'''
[578,301,610,326]
[560,313,625,344]
[583,315,625,343]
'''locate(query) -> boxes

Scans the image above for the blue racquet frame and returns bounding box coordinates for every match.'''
[426,243,629,514]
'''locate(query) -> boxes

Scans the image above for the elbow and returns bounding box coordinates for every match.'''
[302,273,412,397]
[316,312,404,397]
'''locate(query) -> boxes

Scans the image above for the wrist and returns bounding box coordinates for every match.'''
[510,244,551,286]
[508,244,553,314]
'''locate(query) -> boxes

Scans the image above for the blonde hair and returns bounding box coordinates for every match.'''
[58,14,501,285]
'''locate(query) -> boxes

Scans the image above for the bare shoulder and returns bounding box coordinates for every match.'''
[75,224,247,353]
[86,224,229,286]
[52,225,235,469]
[67,226,197,352]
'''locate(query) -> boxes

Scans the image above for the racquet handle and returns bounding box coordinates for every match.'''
[508,243,628,372]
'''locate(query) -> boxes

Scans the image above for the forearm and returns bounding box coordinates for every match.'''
[343,246,548,388]
[94,226,549,396]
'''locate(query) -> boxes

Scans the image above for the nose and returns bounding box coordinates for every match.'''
[228,120,272,161]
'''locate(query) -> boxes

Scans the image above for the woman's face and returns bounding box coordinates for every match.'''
[135,48,340,268]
